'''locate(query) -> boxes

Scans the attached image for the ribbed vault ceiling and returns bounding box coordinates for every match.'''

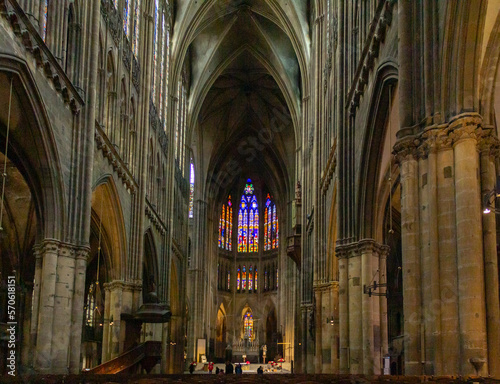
[174,0,309,206]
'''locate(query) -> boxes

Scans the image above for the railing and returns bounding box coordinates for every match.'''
[84,341,161,374]
[232,340,260,353]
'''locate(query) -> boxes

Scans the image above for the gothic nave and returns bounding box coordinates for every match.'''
[0,0,499,379]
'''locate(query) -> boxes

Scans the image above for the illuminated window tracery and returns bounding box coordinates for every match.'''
[264,194,279,250]
[218,196,232,250]
[238,180,258,252]
[243,311,254,340]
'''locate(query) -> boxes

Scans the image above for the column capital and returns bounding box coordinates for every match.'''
[448,113,483,146]
[393,136,419,163]
[418,126,453,157]
[104,280,142,292]
[34,238,61,254]
[478,132,500,158]
[357,238,390,256]
[75,246,91,261]
[336,239,389,259]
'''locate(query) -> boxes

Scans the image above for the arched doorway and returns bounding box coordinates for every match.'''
[215,304,227,361]
[265,307,278,361]
[81,216,109,370]
[0,151,37,374]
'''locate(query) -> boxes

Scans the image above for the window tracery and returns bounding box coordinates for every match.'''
[218,196,232,250]
[238,180,258,253]
[264,194,279,250]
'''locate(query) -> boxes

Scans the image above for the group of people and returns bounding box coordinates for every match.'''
[189,360,264,375]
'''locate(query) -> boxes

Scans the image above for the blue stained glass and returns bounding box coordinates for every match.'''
[42,0,48,42]
[238,180,258,252]
[123,0,131,36]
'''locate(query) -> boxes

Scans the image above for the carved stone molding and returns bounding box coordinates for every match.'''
[103,280,141,293]
[145,202,167,236]
[1,0,83,114]
[95,125,137,194]
[347,0,396,114]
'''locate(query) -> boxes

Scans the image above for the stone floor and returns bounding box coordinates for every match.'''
[1,375,499,384]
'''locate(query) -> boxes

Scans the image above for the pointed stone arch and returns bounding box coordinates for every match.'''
[479,8,500,129]
[357,61,398,240]
[91,176,127,281]
[143,229,159,303]
[441,0,487,119]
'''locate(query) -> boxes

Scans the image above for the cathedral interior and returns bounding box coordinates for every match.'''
[0,0,500,378]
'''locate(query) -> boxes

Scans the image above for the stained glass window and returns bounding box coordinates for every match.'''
[189,161,194,218]
[175,80,181,162]
[181,88,187,172]
[162,29,170,128]
[243,311,253,340]
[255,267,257,292]
[123,0,131,36]
[249,265,253,291]
[159,13,166,121]
[264,194,279,250]
[42,0,48,42]
[238,180,259,252]
[227,269,230,290]
[113,0,118,8]
[242,265,247,290]
[218,196,232,250]
[132,0,141,56]
[237,267,240,291]
[151,0,159,99]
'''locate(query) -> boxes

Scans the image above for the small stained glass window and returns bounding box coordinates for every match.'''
[243,311,253,340]
[218,196,232,250]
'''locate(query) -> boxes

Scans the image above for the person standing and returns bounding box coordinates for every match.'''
[235,363,242,374]
[208,361,214,374]
[225,361,234,374]
[189,362,196,374]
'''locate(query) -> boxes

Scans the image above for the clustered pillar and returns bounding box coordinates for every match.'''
[394,113,497,376]
[337,240,388,375]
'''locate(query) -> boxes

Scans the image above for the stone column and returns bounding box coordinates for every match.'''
[479,135,500,378]
[51,244,77,373]
[107,281,124,359]
[102,283,112,362]
[394,138,422,375]
[337,246,349,373]
[34,239,59,373]
[419,131,443,374]
[348,246,362,374]
[450,115,488,375]
[30,245,43,368]
[360,240,374,374]
[379,247,388,365]
[314,289,322,373]
[436,136,460,374]
[69,247,88,373]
